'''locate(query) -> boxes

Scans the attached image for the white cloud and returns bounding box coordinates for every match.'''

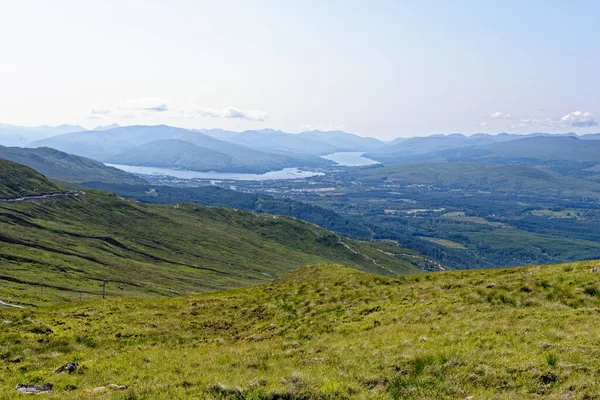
[489,111,512,119]
[188,107,268,121]
[90,108,111,115]
[479,121,488,127]
[86,108,112,120]
[116,97,171,113]
[560,111,598,128]
[485,110,598,131]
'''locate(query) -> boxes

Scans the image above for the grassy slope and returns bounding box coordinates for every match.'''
[82,182,373,239]
[0,146,145,184]
[1,261,600,399]
[0,189,418,307]
[0,159,63,198]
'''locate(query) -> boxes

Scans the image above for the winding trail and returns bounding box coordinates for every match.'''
[333,233,400,276]
[0,191,85,203]
[376,249,446,271]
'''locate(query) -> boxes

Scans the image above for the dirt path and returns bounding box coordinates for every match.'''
[334,233,399,276]
[0,191,85,203]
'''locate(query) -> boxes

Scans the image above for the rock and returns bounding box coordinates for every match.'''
[540,371,558,384]
[591,267,600,272]
[55,362,79,374]
[16,383,53,395]
[87,384,128,393]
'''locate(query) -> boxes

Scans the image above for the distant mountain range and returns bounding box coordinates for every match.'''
[369,132,600,160]
[365,133,600,176]
[28,125,334,173]
[2,122,600,174]
[197,128,385,155]
[0,123,86,147]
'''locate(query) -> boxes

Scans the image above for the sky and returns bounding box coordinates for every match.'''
[0,0,599,140]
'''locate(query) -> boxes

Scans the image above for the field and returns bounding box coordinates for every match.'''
[422,237,466,249]
[2,261,600,399]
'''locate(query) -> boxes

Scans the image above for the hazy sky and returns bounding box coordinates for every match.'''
[1,0,599,139]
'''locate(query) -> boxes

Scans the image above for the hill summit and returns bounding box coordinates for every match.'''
[0,158,63,198]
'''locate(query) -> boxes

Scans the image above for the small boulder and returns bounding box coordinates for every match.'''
[540,371,558,384]
[16,383,53,395]
[591,267,600,272]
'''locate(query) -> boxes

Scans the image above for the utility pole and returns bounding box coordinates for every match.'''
[102,280,107,299]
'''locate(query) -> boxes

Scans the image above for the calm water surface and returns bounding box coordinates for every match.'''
[106,164,324,181]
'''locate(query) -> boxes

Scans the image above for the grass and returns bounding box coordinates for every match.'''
[422,237,466,249]
[0,147,144,184]
[441,211,508,228]
[0,159,63,198]
[0,187,418,307]
[1,261,600,399]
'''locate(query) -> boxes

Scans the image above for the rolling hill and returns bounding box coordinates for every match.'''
[106,139,234,171]
[83,182,373,239]
[0,158,63,198]
[366,134,500,163]
[0,146,145,184]
[298,129,385,151]
[1,261,599,398]
[0,159,418,307]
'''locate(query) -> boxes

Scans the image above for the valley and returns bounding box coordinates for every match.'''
[102,157,600,271]
[3,4,600,398]
[0,160,418,308]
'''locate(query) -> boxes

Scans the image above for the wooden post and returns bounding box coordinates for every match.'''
[102,280,107,299]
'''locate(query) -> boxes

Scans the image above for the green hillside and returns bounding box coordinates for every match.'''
[0,189,418,307]
[84,182,373,239]
[0,146,145,184]
[1,261,599,398]
[0,159,63,198]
